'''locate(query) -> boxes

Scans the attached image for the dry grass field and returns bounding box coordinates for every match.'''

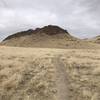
[0,46,100,100]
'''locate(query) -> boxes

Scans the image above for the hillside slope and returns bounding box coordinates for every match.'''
[1,25,100,49]
[0,46,100,100]
[1,25,75,48]
[87,35,100,44]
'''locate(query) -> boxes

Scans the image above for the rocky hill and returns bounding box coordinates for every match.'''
[1,25,100,48]
[1,25,76,48]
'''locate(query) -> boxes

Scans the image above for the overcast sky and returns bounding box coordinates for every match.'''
[0,0,100,41]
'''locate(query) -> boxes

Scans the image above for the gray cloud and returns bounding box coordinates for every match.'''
[0,0,100,41]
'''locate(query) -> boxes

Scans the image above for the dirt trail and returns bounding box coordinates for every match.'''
[52,55,70,100]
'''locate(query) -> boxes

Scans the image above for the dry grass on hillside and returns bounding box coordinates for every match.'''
[0,46,100,100]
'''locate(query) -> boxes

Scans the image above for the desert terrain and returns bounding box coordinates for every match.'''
[0,25,100,100]
[0,46,100,100]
